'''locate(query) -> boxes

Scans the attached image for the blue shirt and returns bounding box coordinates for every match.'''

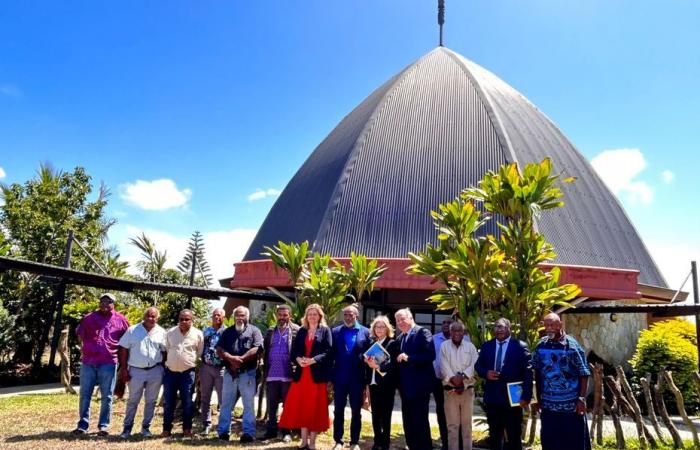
[532,334,590,412]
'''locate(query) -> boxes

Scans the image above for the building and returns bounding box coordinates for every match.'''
[226,47,679,367]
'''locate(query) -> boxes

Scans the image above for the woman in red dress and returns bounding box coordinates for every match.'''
[279,303,332,450]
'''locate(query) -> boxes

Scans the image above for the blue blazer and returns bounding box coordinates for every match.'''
[475,338,533,405]
[331,323,371,385]
[395,326,436,398]
[290,326,333,383]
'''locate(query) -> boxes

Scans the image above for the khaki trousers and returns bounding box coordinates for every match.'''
[444,387,474,450]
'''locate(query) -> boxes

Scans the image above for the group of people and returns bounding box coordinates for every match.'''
[72,292,591,450]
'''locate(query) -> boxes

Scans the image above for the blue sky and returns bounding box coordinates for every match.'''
[1,1,698,296]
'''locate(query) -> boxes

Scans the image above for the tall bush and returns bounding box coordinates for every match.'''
[630,318,699,412]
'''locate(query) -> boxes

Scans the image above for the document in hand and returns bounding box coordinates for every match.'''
[364,341,390,366]
[507,381,523,407]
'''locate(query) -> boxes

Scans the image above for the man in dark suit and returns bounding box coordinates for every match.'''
[395,307,436,450]
[331,305,371,450]
[475,318,533,450]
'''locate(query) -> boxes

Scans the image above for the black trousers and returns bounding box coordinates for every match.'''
[540,410,591,450]
[485,403,523,450]
[432,377,448,449]
[401,391,432,450]
[265,380,290,434]
[369,383,395,449]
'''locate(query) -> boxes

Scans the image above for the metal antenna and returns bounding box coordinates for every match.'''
[438,0,445,46]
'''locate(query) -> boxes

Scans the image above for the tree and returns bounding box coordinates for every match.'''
[177,230,213,286]
[409,158,580,347]
[0,164,115,365]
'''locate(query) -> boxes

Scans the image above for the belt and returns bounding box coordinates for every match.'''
[130,363,162,371]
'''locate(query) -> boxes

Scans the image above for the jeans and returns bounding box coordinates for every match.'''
[217,369,257,437]
[123,366,163,432]
[77,363,117,431]
[199,363,224,427]
[162,367,196,432]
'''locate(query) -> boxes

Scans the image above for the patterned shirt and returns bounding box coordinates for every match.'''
[202,325,227,367]
[267,326,291,382]
[77,310,130,365]
[532,334,591,412]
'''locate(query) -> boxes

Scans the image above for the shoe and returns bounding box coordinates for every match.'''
[141,429,152,438]
[240,433,255,443]
[183,429,193,438]
[218,433,230,441]
[332,444,344,450]
[283,434,292,443]
[201,425,211,436]
[159,431,172,438]
[119,430,131,439]
[71,428,87,436]
[350,445,361,450]
[96,430,109,437]
[262,430,277,440]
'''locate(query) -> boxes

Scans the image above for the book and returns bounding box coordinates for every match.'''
[507,381,523,407]
[364,341,390,366]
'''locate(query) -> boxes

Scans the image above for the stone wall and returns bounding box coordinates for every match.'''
[564,300,647,369]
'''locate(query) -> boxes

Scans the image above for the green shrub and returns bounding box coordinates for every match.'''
[630,318,698,412]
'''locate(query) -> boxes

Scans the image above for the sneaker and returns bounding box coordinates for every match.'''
[159,431,172,438]
[240,433,255,443]
[141,429,152,438]
[71,428,87,435]
[283,434,292,443]
[183,429,194,438]
[119,430,131,439]
[332,444,344,450]
[96,430,109,437]
[201,425,211,436]
[218,433,230,441]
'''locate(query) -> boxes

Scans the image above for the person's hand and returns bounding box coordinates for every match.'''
[449,375,464,388]
[519,399,531,409]
[533,401,541,413]
[119,367,130,383]
[397,353,409,363]
[486,370,500,381]
[366,356,379,370]
[296,356,305,366]
[227,355,243,368]
[575,398,586,415]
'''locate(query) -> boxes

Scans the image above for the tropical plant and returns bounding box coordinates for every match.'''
[262,241,310,288]
[177,231,213,286]
[347,252,387,303]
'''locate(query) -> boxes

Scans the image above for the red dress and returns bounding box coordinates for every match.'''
[278,332,330,432]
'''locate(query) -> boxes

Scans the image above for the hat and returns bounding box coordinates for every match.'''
[99,293,116,303]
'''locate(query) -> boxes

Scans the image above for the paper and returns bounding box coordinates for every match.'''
[364,341,390,365]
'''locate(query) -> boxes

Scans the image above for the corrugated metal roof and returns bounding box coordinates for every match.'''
[242,47,666,287]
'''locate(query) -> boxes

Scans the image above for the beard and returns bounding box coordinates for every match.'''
[235,321,246,332]
[546,332,556,340]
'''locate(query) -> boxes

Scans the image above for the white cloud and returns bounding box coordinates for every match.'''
[118,225,257,281]
[0,84,22,98]
[120,179,192,210]
[590,148,653,205]
[648,242,700,303]
[661,170,674,184]
[0,166,5,179]
[248,188,281,202]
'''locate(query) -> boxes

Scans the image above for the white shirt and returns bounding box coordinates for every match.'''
[433,332,449,378]
[440,338,478,386]
[118,322,166,368]
[493,336,511,371]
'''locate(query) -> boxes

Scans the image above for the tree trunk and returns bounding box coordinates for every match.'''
[617,366,657,448]
[641,374,667,444]
[655,371,685,449]
[603,402,626,449]
[590,363,605,445]
[663,370,699,449]
[58,328,76,394]
[606,375,640,448]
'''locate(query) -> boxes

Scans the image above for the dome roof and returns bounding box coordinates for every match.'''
[243,47,665,287]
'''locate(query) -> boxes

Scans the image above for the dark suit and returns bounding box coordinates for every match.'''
[290,326,332,383]
[396,326,436,450]
[475,337,533,450]
[364,337,398,450]
[331,323,371,445]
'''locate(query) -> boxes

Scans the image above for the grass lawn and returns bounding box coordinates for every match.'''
[1,394,695,449]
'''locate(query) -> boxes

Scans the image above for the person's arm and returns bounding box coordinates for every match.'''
[240,328,264,363]
[404,328,436,365]
[312,327,332,364]
[520,342,534,403]
[439,343,453,384]
[474,344,488,378]
[118,347,130,381]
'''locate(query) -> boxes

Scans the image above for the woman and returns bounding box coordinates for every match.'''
[279,303,332,450]
[364,315,398,450]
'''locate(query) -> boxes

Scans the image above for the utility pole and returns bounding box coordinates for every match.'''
[186,251,197,310]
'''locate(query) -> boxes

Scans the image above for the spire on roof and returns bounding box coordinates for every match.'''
[438,0,445,46]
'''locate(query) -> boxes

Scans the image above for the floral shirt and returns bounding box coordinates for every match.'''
[202,325,226,367]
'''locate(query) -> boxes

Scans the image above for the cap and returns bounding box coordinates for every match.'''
[99,293,116,303]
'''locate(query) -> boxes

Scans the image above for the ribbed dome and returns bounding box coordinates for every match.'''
[243,47,665,287]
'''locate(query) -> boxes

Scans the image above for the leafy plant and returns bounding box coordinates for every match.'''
[177,230,213,286]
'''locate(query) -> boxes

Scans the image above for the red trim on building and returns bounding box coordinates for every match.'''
[230,259,641,300]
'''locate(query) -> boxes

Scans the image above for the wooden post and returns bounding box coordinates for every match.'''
[617,366,657,447]
[527,402,538,445]
[606,375,642,449]
[48,229,74,369]
[641,374,667,444]
[663,370,699,449]
[654,373,684,449]
[58,327,76,394]
[589,363,605,445]
[603,402,626,449]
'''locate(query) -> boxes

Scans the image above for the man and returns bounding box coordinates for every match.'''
[162,309,204,438]
[395,308,436,450]
[262,304,300,442]
[440,321,478,450]
[200,308,227,435]
[73,293,129,436]
[216,305,264,443]
[532,313,591,450]
[432,318,452,450]
[475,318,532,450]
[331,305,371,450]
[117,307,166,438]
